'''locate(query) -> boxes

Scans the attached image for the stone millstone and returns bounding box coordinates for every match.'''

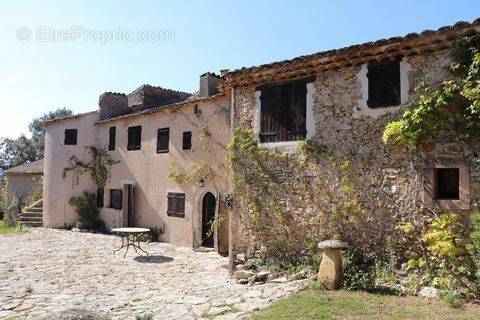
[317,240,349,250]
[317,240,348,290]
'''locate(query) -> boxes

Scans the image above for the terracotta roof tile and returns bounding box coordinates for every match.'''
[95,93,224,125]
[44,111,98,126]
[4,159,43,175]
[224,18,480,88]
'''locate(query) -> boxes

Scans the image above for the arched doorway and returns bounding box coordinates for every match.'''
[201,192,216,248]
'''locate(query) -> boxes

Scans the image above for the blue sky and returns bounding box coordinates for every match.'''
[0,0,478,139]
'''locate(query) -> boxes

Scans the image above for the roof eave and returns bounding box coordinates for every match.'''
[222,19,480,90]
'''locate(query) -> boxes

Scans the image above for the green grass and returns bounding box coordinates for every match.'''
[251,290,480,320]
[0,220,28,234]
[0,220,16,233]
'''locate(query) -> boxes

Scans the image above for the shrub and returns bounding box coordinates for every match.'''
[4,197,22,227]
[75,218,91,229]
[69,192,98,221]
[342,249,376,292]
[149,226,164,242]
[15,224,28,233]
[0,176,6,212]
[254,251,320,275]
[70,191,105,231]
[93,219,106,231]
[136,226,164,242]
[442,290,462,309]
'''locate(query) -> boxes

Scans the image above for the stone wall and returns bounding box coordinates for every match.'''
[127,85,191,112]
[99,92,129,120]
[229,49,480,261]
[5,173,42,206]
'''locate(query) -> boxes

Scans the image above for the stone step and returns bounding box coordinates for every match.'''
[19,217,43,223]
[27,207,43,213]
[18,221,43,227]
[21,211,43,218]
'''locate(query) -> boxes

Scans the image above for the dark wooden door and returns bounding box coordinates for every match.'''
[217,198,229,255]
[127,185,135,227]
[202,192,216,248]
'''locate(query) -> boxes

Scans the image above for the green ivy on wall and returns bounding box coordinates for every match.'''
[63,146,119,188]
[383,36,480,151]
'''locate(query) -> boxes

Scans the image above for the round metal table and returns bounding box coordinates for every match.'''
[112,227,151,258]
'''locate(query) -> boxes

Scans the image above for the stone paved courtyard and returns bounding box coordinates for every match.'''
[0,228,307,320]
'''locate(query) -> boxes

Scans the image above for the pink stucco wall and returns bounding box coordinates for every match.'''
[44,97,231,248]
[44,112,99,227]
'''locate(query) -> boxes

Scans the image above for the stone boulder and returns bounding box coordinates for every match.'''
[234,270,256,280]
[418,287,440,298]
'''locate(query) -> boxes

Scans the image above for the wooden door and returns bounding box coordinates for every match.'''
[217,197,229,255]
[202,192,216,248]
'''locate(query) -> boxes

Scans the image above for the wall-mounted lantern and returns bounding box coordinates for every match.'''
[198,178,205,188]
[225,193,233,209]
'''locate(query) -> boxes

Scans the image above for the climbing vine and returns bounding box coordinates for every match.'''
[63,146,119,188]
[167,161,214,185]
[383,36,480,150]
[198,120,211,150]
[381,36,480,299]
[227,129,368,258]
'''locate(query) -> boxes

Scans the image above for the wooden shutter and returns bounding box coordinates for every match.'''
[64,129,78,145]
[157,128,170,153]
[127,126,142,151]
[260,86,283,142]
[167,192,185,217]
[97,188,104,208]
[259,80,308,142]
[182,131,192,150]
[108,127,116,151]
[367,60,400,108]
[110,189,122,210]
[167,193,175,215]
[288,82,307,141]
[176,194,185,215]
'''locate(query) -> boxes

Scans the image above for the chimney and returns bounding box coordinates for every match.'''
[220,69,229,78]
[199,72,225,98]
[98,92,129,120]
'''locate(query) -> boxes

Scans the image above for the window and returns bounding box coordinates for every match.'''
[423,159,470,211]
[96,188,104,208]
[127,126,142,151]
[433,168,460,200]
[157,128,169,153]
[167,192,185,218]
[259,80,308,143]
[64,129,77,145]
[108,127,116,151]
[367,60,401,108]
[109,189,122,209]
[182,131,192,150]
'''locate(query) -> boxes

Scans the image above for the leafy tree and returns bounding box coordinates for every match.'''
[0,176,5,211]
[0,136,37,170]
[0,108,72,170]
[28,108,72,159]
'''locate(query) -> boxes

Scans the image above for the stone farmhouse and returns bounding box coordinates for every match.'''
[42,19,480,263]
[3,159,44,226]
